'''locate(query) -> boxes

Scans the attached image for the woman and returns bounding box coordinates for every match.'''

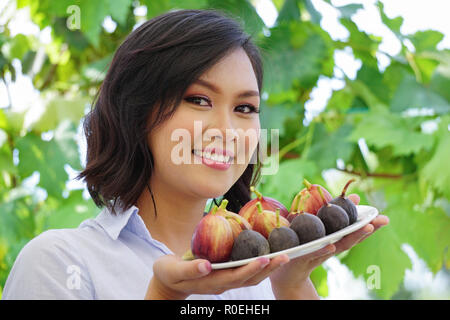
[2,9,388,300]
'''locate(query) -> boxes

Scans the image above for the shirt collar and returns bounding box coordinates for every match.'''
[95,204,139,240]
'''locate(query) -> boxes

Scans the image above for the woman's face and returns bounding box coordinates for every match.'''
[148,48,261,199]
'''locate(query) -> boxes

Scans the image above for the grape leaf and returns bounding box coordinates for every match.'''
[341,224,412,299]
[258,158,318,209]
[308,123,354,170]
[16,121,81,196]
[43,190,98,229]
[391,74,450,114]
[349,112,435,156]
[421,133,450,199]
[31,96,89,132]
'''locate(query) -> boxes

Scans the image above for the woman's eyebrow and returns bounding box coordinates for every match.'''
[193,79,260,98]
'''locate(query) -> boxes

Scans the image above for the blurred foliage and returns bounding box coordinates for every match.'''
[0,0,449,299]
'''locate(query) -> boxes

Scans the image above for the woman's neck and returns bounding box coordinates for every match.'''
[135,178,207,256]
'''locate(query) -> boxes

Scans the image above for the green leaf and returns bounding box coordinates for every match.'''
[349,112,435,157]
[308,123,354,170]
[107,0,133,25]
[261,21,333,93]
[78,0,110,47]
[339,18,379,68]
[390,74,450,114]
[325,87,354,113]
[276,0,300,24]
[43,190,98,229]
[341,224,412,299]
[207,0,265,36]
[310,265,328,297]
[31,95,89,132]
[376,1,403,39]
[16,121,81,196]
[258,158,318,209]
[1,34,31,60]
[407,30,444,52]
[421,133,450,199]
[335,4,363,19]
[382,181,450,273]
[259,102,298,136]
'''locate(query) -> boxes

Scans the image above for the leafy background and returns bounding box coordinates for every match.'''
[0,0,449,299]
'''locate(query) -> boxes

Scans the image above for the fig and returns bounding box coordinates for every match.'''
[191,207,234,263]
[213,199,251,239]
[268,209,299,253]
[239,186,289,224]
[230,229,270,261]
[252,203,289,239]
[290,179,332,215]
[289,212,326,245]
[286,192,310,222]
[317,203,349,235]
[329,179,358,224]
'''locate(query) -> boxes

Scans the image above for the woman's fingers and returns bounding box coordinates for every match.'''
[154,255,212,284]
[243,254,290,286]
[334,224,374,253]
[178,257,271,294]
[348,193,360,205]
[370,214,390,231]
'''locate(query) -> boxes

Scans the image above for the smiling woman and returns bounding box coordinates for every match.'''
[2,9,278,300]
[2,7,389,301]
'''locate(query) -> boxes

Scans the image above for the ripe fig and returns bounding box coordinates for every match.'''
[252,203,289,239]
[191,208,234,263]
[317,203,349,235]
[213,199,251,239]
[239,186,289,224]
[290,179,332,215]
[329,179,358,224]
[289,212,326,245]
[231,229,270,261]
[268,209,299,253]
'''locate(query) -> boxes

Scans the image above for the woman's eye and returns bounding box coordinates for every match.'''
[185,96,260,114]
[235,105,260,114]
[185,96,211,107]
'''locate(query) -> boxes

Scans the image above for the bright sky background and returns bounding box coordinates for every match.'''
[1,0,449,299]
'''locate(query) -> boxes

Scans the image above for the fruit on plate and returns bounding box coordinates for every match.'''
[317,203,349,235]
[238,186,289,224]
[252,203,289,239]
[230,229,270,261]
[290,179,332,215]
[286,192,312,222]
[268,209,299,253]
[289,212,326,245]
[213,199,251,239]
[329,179,358,224]
[191,207,234,263]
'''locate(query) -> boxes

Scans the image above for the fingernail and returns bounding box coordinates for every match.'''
[257,257,270,268]
[198,261,211,274]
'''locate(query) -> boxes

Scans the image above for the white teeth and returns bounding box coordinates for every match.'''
[193,150,232,163]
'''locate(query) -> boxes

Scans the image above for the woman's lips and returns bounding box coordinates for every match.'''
[192,148,234,170]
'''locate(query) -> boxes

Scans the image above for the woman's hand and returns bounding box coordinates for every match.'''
[145,253,290,299]
[269,194,390,299]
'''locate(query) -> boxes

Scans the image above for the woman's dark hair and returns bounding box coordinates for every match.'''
[76,9,264,215]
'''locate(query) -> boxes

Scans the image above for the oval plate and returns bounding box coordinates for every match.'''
[211,205,379,270]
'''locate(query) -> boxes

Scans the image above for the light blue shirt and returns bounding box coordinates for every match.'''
[2,204,275,300]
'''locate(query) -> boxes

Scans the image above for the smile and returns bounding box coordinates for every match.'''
[192,149,233,164]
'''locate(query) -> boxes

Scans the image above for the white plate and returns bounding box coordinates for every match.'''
[211,205,379,269]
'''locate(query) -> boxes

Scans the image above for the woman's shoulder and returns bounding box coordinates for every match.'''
[2,228,96,299]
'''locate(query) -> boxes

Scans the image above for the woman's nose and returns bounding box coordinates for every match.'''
[207,109,239,144]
